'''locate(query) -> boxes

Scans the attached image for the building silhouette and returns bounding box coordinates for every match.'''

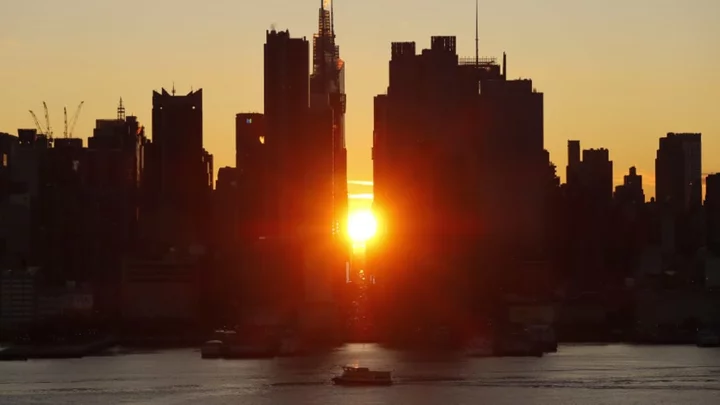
[705,173,720,254]
[581,148,614,204]
[143,88,213,252]
[310,0,349,242]
[562,142,615,286]
[655,132,702,212]
[235,113,267,241]
[615,166,645,206]
[264,30,310,240]
[371,35,551,338]
[85,103,147,314]
[249,26,343,335]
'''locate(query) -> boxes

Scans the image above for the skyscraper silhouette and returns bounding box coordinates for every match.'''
[310,0,348,241]
[371,35,550,338]
[264,30,310,240]
[143,89,212,251]
[655,132,702,212]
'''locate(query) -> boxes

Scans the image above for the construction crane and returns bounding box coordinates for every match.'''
[63,101,84,138]
[29,110,46,136]
[42,101,53,140]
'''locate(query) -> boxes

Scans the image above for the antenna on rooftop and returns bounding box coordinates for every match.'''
[172,82,176,96]
[118,97,126,120]
[330,0,335,36]
[475,0,479,66]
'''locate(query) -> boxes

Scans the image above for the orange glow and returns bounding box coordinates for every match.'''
[347,210,377,243]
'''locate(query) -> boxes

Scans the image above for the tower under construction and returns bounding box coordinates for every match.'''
[310,0,348,244]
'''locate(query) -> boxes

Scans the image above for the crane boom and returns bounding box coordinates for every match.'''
[42,101,53,139]
[64,107,69,138]
[68,101,84,138]
[29,110,45,135]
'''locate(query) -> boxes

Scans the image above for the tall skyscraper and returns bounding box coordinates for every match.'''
[145,88,212,249]
[567,140,581,187]
[235,113,267,240]
[85,103,147,314]
[309,0,348,241]
[371,35,548,334]
[580,148,614,204]
[264,30,309,239]
[261,28,340,333]
[655,132,702,211]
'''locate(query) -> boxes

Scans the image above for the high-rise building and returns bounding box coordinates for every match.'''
[706,173,720,253]
[706,174,720,207]
[259,24,343,336]
[2,129,48,269]
[374,35,545,250]
[371,35,548,334]
[565,140,614,204]
[309,0,348,240]
[235,113,267,239]
[655,132,702,211]
[144,88,212,250]
[40,137,86,281]
[0,133,16,199]
[566,140,581,187]
[84,101,147,314]
[0,132,19,267]
[151,88,204,197]
[264,30,309,239]
[580,148,614,204]
[614,166,645,206]
[236,113,264,171]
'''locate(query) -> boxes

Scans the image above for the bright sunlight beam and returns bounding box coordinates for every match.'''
[347,210,377,243]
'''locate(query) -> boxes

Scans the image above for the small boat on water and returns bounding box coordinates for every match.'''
[332,366,393,386]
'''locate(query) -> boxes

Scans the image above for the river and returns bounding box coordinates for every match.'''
[1,344,719,404]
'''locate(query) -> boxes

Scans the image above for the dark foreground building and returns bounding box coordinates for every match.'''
[142,89,213,252]
[370,36,553,339]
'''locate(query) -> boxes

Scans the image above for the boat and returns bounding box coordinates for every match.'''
[332,366,393,386]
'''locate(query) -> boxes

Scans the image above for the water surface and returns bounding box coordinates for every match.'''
[1,344,719,404]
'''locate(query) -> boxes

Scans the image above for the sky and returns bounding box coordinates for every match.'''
[1,0,719,212]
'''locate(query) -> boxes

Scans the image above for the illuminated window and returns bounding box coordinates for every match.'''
[246,118,252,124]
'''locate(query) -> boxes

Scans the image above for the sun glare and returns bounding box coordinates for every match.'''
[348,210,377,243]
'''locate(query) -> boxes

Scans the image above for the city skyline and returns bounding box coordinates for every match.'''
[1,0,719,208]
[3,2,720,393]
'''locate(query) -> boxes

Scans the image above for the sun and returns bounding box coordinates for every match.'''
[347,210,378,243]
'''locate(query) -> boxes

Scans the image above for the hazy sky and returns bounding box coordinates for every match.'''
[1,0,718,210]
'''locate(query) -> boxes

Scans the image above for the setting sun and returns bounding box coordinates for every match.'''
[347,210,377,243]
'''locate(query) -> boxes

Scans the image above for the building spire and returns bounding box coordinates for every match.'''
[331,0,335,36]
[117,97,126,120]
[475,0,479,66]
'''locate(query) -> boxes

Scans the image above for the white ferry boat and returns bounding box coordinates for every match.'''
[331,366,393,386]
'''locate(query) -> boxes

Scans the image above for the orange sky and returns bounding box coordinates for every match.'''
[1,0,718,211]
